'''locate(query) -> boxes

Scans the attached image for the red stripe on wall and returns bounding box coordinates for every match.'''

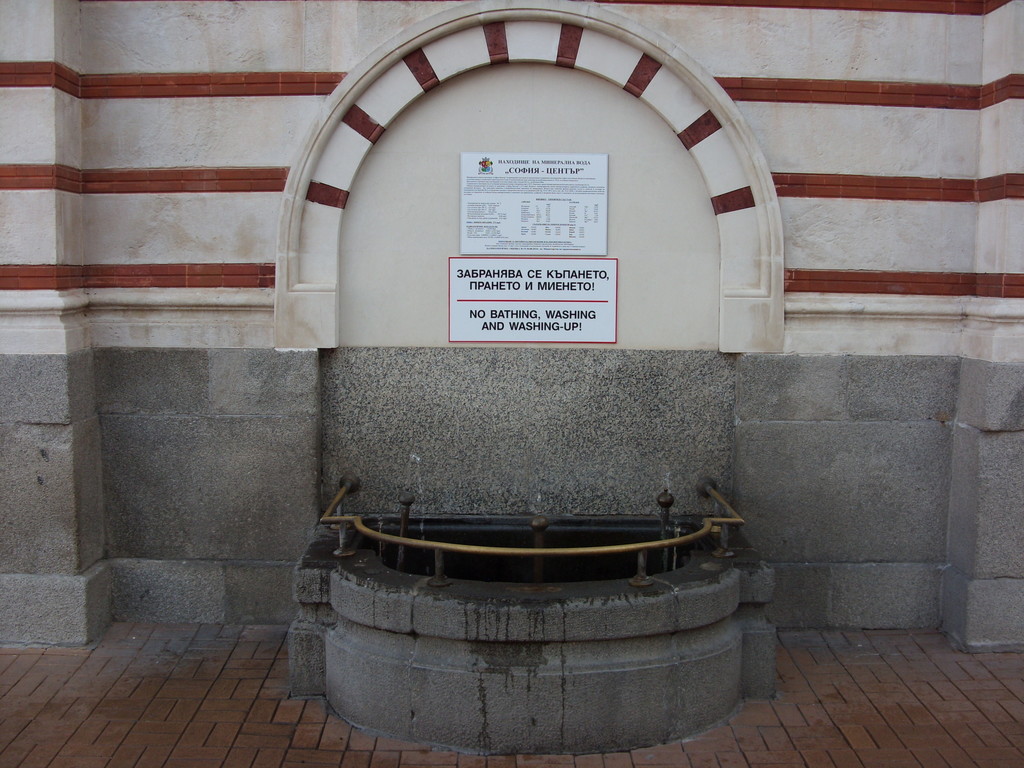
[3,168,1022,204]
[0,165,83,193]
[342,105,385,143]
[5,62,1024,110]
[785,269,1024,298]
[81,168,289,193]
[6,264,1021,298]
[306,180,349,209]
[556,25,584,68]
[80,72,344,98]
[624,54,662,98]
[75,0,1015,13]
[0,263,275,291]
[678,110,723,150]
[484,22,509,65]
[773,173,1024,202]
[404,50,440,92]
[717,77,982,109]
[712,187,755,214]
[0,65,344,97]
[0,167,288,193]
[0,62,80,96]
[593,0,1010,13]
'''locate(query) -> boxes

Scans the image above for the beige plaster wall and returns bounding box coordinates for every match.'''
[336,63,719,349]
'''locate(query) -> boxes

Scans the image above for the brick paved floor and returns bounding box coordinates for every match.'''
[3,624,1024,768]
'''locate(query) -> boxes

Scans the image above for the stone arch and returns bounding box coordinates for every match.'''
[275,0,783,352]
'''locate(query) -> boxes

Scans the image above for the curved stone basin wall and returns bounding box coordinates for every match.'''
[291,528,775,754]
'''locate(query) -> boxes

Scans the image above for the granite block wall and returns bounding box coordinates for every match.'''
[97,348,320,624]
[734,354,958,629]
[0,350,108,644]
[944,358,1024,651]
[319,348,737,520]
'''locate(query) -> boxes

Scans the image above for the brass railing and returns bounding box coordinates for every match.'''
[319,476,744,587]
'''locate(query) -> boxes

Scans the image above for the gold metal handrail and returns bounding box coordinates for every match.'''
[319,477,744,586]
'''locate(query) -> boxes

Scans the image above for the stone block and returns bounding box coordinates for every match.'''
[828,562,940,629]
[847,356,958,421]
[947,424,980,575]
[288,619,326,697]
[74,416,105,571]
[949,425,1024,580]
[103,414,318,560]
[957,358,1024,431]
[321,348,734,518]
[210,348,318,417]
[94,348,209,415]
[770,562,940,629]
[0,422,81,574]
[224,562,296,624]
[737,561,775,605]
[735,421,949,563]
[767,564,831,628]
[943,567,1024,652]
[0,563,110,645]
[739,615,777,698]
[970,430,1024,580]
[0,351,92,425]
[736,354,847,421]
[109,558,225,623]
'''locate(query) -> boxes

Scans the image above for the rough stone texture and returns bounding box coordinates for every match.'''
[289,619,327,697]
[945,358,1024,649]
[947,423,981,577]
[109,558,296,624]
[95,348,210,415]
[210,348,319,416]
[768,563,941,629]
[0,354,102,581]
[296,525,772,750]
[326,610,742,754]
[738,615,777,698]
[224,561,296,624]
[943,567,1024,652]
[736,354,847,421]
[962,428,1024,578]
[847,356,959,421]
[0,350,106,644]
[947,425,1024,580]
[766,564,831,628]
[0,351,93,425]
[735,421,949,563]
[103,414,318,560]
[74,416,105,571]
[0,564,110,645]
[0,423,82,573]
[110,559,225,623]
[734,354,957,630]
[738,354,959,423]
[828,563,941,628]
[320,348,735,518]
[92,348,321,626]
[957,358,1024,431]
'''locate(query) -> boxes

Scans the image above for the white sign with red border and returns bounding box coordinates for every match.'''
[449,257,617,343]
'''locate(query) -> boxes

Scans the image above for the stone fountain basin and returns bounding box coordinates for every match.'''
[290,518,775,754]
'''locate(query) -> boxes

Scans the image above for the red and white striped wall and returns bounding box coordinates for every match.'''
[1,0,1022,358]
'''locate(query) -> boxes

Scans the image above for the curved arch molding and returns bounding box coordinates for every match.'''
[275,0,784,352]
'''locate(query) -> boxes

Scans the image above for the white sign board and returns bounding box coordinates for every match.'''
[449,257,617,343]
[460,153,608,255]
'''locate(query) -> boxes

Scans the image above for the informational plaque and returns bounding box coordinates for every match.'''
[460,153,608,255]
[449,257,617,343]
